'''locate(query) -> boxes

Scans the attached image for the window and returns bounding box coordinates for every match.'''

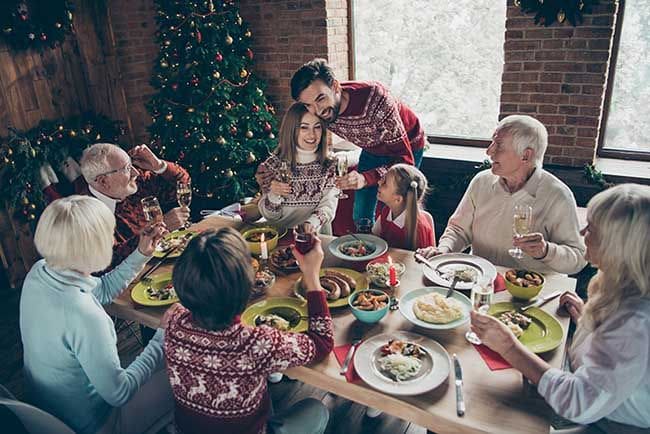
[599,0,650,161]
[350,0,506,146]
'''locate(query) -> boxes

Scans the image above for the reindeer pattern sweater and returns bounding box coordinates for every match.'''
[164,291,333,434]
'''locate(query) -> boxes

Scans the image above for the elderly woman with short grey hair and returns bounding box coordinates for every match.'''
[418,115,586,274]
[20,196,173,434]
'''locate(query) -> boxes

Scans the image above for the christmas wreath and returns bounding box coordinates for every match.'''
[0,0,74,50]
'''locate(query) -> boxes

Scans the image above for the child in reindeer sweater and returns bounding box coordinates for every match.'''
[163,227,333,434]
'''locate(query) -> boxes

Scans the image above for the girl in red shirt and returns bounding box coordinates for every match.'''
[373,164,436,250]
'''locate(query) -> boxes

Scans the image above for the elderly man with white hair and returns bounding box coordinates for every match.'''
[79,143,190,269]
[418,115,586,274]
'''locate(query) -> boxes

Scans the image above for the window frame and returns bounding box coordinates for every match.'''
[598,0,650,162]
[347,0,492,148]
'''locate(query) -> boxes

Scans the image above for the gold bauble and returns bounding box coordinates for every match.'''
[225,169,234,177]
[216,136,226,145]
[213,71,221,79]
[69,130,76,137]
[268,133,275,139]
[246,152,256,163]
[21,197,29,205]
[29,203,36,210]
[244,30,252,38]
[7,148,13,155]
[187,107,196,113]
[225,35,233,45]
[240,69,248,78]
[160,60,169,68]
[28,214,36,221]
[245,130,253,139]
[165,114,173,121]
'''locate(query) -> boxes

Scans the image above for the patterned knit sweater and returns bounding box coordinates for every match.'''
[258,152,338,233]
[329,81,425,187]
[164,291,333,434]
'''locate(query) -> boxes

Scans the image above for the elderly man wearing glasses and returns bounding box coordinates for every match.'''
[78,143,190,270]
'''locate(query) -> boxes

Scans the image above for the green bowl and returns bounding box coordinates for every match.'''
[241,227,279,256]
[348,289,390,324]
[504,269,544,300]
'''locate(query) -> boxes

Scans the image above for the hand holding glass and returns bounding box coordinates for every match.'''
[293,223,315,255]
[141,196,163,223]
[176,181,192,228]
[335,156,349,199]
[277,160,292,184]
[465,279,494,345]
[508,204,533,259]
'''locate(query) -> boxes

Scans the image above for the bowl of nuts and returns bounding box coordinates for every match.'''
[504,269,544,300]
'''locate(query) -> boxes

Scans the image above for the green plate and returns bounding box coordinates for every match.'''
[153,229,196,258]
[489,302,564,353]
[241,297,308,333]
[293,267,369,308]
[131,272,179,306]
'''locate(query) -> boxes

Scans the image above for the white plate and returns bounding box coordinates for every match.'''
[421,253,497,290]
[354,331,450,396]
[328,234,388,262]
[399,287,472,330]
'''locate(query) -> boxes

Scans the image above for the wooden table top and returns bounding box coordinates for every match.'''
[106,216,575,434]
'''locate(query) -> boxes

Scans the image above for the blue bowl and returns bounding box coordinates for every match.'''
[348,289,390,324]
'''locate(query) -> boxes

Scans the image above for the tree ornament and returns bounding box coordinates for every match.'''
[246,152,256,163]
[225,169,234,177]
[171,83,178,91]
[230,126,238,135]
[225,102,233,110]
[55,22,62,28]
[187,107,196,113]
[269,133,275,139]
[28,213,36,221]
[225,35,233,45]
[199,133,207,143]
[40,33,47,41]
[196,29,202,43]
[208,1,215,12]
[252,105,259,113]
[29,148,36,157]
[21,197,29,205]
[263,122,272,132]
[29,203,36,210]
[165,113,174,121]
[216,136,226,145]
[244,30,252,38]
[237,15,243,25]
[256,88,264,97]
[215,52,223,62]
[69,130,76,137]
[184,131,191,139]
[160,60,169,68]
[164,39,171,46]
[240,69,248,78]
[245,130,253,139]
[245,48,254,59]
[28,33,35,40]
[212,71,221,79]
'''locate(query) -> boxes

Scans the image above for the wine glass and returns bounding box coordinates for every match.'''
[465,278,494,345]
[355,218,372,234]
[176,180,192,228]
[508,204,533,259]
[277,160,292,184]
[141,196,163,223]
[335,156,349,199]
[293,223,315,254]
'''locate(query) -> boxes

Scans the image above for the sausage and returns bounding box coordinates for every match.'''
[325,274,351,297]
[324,270,357,290]
[320,276,341,300]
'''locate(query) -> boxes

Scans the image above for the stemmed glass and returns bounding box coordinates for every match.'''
[141,196,163,223]
[465,278,494,345]
[277,160,292,184]
[335,156,349,199]
[508,203,533,259]
[176,180,192,228]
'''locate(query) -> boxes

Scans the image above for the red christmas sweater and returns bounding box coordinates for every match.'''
[375,205,435,250]
[328,81,425,187]
[164,291,333,434]
[76,161,190,270]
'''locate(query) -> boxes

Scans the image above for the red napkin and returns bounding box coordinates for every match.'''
[333,343,362,383]
[473,344,512,370]
[493,273,506,293]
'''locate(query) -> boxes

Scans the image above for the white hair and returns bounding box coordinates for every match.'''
[34,195,116,273]
[496,115,548,167]
[579,184,650,331]
[80,143,125,182]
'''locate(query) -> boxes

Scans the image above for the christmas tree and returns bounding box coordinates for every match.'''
[147,0,277,206]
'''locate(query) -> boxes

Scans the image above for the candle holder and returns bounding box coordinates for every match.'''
[389,279,400,291]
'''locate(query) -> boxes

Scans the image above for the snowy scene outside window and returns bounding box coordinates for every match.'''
[602,0,650,154]
[352,0,506,141]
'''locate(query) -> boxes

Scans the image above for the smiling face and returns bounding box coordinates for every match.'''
[297,79,342,123]
[296,112,323,152]
[486,129,527,179]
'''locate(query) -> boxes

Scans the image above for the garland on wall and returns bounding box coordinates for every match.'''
[0,114,125,222]
[0,0,74,50]
[515,0,594,26]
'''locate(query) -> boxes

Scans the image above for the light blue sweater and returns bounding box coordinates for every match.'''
[20,250,165,434]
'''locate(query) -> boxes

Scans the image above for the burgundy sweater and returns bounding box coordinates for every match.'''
[164,291,333,434]
[328,81,425,187]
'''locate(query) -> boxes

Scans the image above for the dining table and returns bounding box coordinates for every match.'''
[106,215,576,434]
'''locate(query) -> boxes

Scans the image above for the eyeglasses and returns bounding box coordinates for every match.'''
[95,162,136,179]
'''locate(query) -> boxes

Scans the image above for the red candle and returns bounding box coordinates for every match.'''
[388,256,397,286]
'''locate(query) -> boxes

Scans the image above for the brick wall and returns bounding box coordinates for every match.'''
[500,0,617,167]
[108,0,158,143]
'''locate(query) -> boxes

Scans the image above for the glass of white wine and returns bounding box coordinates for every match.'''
[177,180,192,228]
[277,160,292,184]
[336,156,349,199]
[465,278,494,345]
[508,203,533,259]
[141,196,163,223]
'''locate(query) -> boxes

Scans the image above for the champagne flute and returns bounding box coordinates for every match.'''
[176,180,192,229]
[508,204,533,259]
[141,196,163,223]
[465,278,494,345]
[336,156,349,199]
[277,160,292,184]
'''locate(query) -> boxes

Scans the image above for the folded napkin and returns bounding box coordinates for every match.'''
[333,343,362,383]
[473,344,512,370]
[493,273,506,293]
[201,202,242,220]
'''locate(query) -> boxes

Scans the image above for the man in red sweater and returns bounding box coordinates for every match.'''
[290,58,425,225]
[78,143,191,269]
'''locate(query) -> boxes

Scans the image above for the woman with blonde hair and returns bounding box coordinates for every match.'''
[20,195,173,434]
[470,184,650,432]
[257,102,338,233]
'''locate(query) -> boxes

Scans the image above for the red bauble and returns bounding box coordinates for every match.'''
[229,126,238,135]
[252,105,259,113]
[263,122,272,132]
[171,83,179,91]
[184,131,191,138]
[40,33,47,41]
[196,30,202,43]
[179,151,185,160]
[20,13,28,21]
[245,48,254,60]
[214,52,223,62]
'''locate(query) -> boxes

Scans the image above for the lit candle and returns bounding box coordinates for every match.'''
[260,232,268,260]
[388,256,397,286]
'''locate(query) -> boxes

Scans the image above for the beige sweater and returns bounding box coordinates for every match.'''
[438,168,587,274]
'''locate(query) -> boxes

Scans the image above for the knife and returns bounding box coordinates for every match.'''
[340,340,362,376]
[453,354,465,417]
[521,290,563,311]
[446,275,460,298]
